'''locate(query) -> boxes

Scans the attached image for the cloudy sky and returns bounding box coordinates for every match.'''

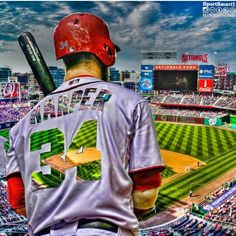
[0,1,236,73]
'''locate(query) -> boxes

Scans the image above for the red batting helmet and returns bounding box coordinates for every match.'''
[54,13,120,67]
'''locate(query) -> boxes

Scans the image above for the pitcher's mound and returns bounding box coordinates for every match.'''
[67,148,101,164]
[44,148,101,173]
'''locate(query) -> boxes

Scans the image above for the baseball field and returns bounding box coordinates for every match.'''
[0,122,236,212]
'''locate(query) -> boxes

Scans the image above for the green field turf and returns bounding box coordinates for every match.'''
[0,130,10,151]
[1,122,236,212]
[161,166,176,179]
[156,123,236,162]
[30,120,101,188]
[156,148,236,212]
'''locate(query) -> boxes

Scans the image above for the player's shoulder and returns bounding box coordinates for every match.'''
[58,77,146,106]
[9,105,34,136]
[10,98,45,136]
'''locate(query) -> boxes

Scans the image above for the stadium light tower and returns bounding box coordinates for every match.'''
[213,51,218,65]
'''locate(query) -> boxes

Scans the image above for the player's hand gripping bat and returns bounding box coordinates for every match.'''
[18,32,56,96]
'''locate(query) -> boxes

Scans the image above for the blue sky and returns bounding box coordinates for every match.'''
[0,1,236,72]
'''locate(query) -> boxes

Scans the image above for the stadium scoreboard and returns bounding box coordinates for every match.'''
[153,65,198,91]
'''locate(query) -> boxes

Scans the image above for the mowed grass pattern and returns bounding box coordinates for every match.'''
[30,120,99,186]
[156,148,236,212]
[0,122,235,208]
[156,123,236,161]
[161,166,176,179]
[0,130,10,151]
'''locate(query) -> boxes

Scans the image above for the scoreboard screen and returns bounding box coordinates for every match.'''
[154,70,198,91]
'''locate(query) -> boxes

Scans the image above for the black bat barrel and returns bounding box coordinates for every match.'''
[18,32,56,96]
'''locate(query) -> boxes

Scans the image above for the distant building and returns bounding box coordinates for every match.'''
[14,73,29,85]
[48,66,65,88]
[0,67,12,83]
[214,73,236,90]
[28,73,40,94]
[120,70,130,81]
[57,68,65,87]
[109,67,120,81]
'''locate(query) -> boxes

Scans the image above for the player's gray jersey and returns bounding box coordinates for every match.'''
[6,77,164,234]
[0,136,7,177]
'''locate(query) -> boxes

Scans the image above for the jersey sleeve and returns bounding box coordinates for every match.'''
[6,131,21,176]
[129,101,165,174]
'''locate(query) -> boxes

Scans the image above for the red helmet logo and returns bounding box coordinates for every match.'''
[54,13,120,67]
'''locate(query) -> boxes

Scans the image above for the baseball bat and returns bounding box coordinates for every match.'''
[17,32,56,96]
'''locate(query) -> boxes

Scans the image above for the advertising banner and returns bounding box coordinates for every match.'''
[154,65,198,71]
[203,185,236,211]
[156,115,204,124]
[230,115,236,125]
[204,117,222,126]
[141,65,153,71]
[3,82,19,98]
[182,53,208,63]
[141,71,153,78]
[198,79,213,92]
[140,78,153,91]
[199,65,214,78]
[0,122,17,130]
[141,52,177,60]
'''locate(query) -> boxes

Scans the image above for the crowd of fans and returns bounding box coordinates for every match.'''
[0,101,32,124]
[151,105,228,118]
[204,194,235,224]
[199,180,236,225]
[182,95,202,105]
[200,180,235,207]
[152,94,236,110]
[0,179,28,234]
[0,93,235,126]
[140,215,236,236]
[161,95,183,104]
[139,179,236,236]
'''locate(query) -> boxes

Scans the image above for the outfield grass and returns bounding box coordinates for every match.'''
[156,122,236,162]
[1,122,235,212]
[30,120,100,187]
[156,148,236,212]
[0,130,10,151]
[161,166,176,179]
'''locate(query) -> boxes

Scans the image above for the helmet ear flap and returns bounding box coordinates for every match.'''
[74,18,80,25]
[104,44,113,57]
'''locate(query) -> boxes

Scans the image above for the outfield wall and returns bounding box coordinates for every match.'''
[0,122,17,130]
[156,115,204,124]
[156,115,229,126]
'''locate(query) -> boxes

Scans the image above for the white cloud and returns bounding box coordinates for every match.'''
[0,2,236,72]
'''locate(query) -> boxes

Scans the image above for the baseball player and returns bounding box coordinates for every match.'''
[6,13,165,236]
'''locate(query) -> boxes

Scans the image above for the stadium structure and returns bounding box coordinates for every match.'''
[0,51,236,235]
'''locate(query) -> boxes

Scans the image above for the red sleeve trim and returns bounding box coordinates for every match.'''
[7,172,25,210]
[6,172,22,180]
[130,169,162,192]
[129,165,165,175]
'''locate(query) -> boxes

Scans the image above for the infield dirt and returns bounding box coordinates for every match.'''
[161,149,206,174]
[44,148,101,173]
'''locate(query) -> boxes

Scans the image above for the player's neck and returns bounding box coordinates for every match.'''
[64,61,102,81]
